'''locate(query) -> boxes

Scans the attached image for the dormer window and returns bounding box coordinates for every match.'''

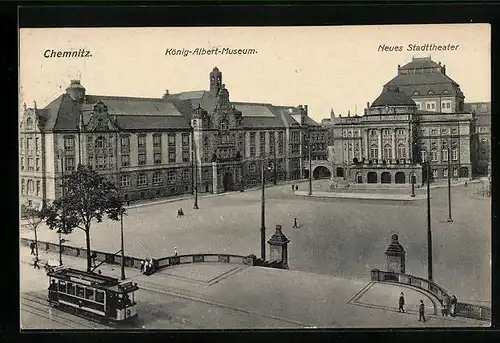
[219,119,229,130]
[443,90,449,94]
[26,117,33,130]
[413,91,420,95]
[428,90,435,95]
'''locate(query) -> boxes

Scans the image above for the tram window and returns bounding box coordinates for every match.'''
[85,288,95,301]
[95,290,104,303]
[76,285,85,298]
[67,283,75,295]
[58,281,66,292]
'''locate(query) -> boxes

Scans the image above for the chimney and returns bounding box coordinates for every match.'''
[304,105,308,116]
[162,89,170,100]
[367,102,370,109]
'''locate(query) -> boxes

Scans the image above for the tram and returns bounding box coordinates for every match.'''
[46,266,139,322]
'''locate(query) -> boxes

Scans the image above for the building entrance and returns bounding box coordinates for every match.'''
[223,173,234,191]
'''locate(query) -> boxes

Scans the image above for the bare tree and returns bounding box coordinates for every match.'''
[20,203,45,257]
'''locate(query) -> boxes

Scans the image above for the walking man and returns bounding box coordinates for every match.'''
[418,300,426,322]
[291,185,295,192]
[174,247,178,257]
[450,295,458,317]
[30,242,36,255]
[398,292,405,313]
[140,260,145,273]
[33,255,40,269]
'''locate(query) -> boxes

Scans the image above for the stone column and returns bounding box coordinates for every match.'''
[364,129,369,160]
[377,129,382,160]
[212,162,218,194]
[391,128,396,161]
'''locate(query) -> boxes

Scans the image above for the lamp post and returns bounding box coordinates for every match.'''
[273,143,277,186]
[426,160,433,282]
[260,157,272,260]
[193,143,199,210]
[410,142,416,197]
[447,145,453,223]
[308,144,312,196]
[57,149,65,266]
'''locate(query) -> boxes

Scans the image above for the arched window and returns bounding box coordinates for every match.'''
[370,144,378,160]
[383,144,392,159]
[219,119,228,130]
[431,149,438,161]
[397,144,406,159]
[95,136,106,148]
[442,148,448,161]
[26,117,33,130]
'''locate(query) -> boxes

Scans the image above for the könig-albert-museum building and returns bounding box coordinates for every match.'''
[324,57,490,185]
[19,67,327,208]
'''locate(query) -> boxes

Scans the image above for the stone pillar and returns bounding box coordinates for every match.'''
[385,234,406,274]
[377,129,382,160]
[267,224,290,269]
[391,129,396,161]
[212,162,218,194]
[364,129,369,160]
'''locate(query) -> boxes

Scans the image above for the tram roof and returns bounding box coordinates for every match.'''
[48,267,119,287]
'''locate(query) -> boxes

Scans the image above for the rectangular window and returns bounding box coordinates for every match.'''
[443,169,448,177]
[21,179,25,194]
[36,181,40,196]
[121,135,130,147]
[453,167,458,177]
[28,158,34,171]
[432,169,438,178]
[64,136,74,150]
[169,152,176,163]
[138,153,146,165]
[154,152,162,165]
[35,137,40,153]
[250,132,256,145]
[138,135,146,149]
[96,155,106,169]
[120,174,130,188]
[181,151,189,162]
[153,134,162,147]
[27,138,33,151]
[451,148,458,161]
[121,154,130,167]
[182,133,190,146]
[442,149,448,161]
[137,173,147,187]
[431,129,437,135]
[20,138,24,151]
[168,134,176,146]
[431,150,438,162]
[65,157,74,171]
[182,169,190,180]
[249,164,256,173]
[168,171,176,182]
[152,171,162,185]
[20,157,24,170]
[250,147,256,157]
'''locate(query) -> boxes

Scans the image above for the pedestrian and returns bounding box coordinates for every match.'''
[418,300,426,322]
[291,185,295,192]
[33,255,40,269]
[442,295,450,317]
[140,260,145,273]
[450,295,458,317]
[91,252,97,268]
[179,208,184,217]
[177,209,181,218]
[174,247,178,256]
[293,218,298,228]
[295,185,299,191]
[30,242,36,255]
[126,200,130,206]
[398,292,405,313]
[465,181,468,187]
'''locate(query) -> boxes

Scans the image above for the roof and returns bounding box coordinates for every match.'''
[399,57,441,70]
[371,86,416,107]
[386,57,464,97]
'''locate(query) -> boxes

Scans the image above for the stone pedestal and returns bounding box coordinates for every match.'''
[212,162,218,194]
[385,234,405,273]
[268,225,290,269]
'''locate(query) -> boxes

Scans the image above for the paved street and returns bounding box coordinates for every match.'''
[22,179,491,304]
[20,247,486,329]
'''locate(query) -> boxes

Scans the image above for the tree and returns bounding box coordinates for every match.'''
[20,203,45,257]
[43,164,125,272]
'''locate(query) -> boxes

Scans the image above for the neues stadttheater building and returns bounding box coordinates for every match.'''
[20,67,327,208]
[324,57,490,185]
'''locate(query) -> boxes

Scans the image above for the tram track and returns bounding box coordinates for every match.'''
[21,293,112,329]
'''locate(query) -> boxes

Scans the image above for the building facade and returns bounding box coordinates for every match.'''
[20,67,327,208]
[325,57,484,185]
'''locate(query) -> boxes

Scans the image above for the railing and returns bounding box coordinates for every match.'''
[20,237,256,272]
[371,269,491,321]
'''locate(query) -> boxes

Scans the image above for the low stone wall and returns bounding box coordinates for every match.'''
[371,269,491,321]
[21,237,256,272]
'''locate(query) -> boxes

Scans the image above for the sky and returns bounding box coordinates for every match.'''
[19,24,490,123]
